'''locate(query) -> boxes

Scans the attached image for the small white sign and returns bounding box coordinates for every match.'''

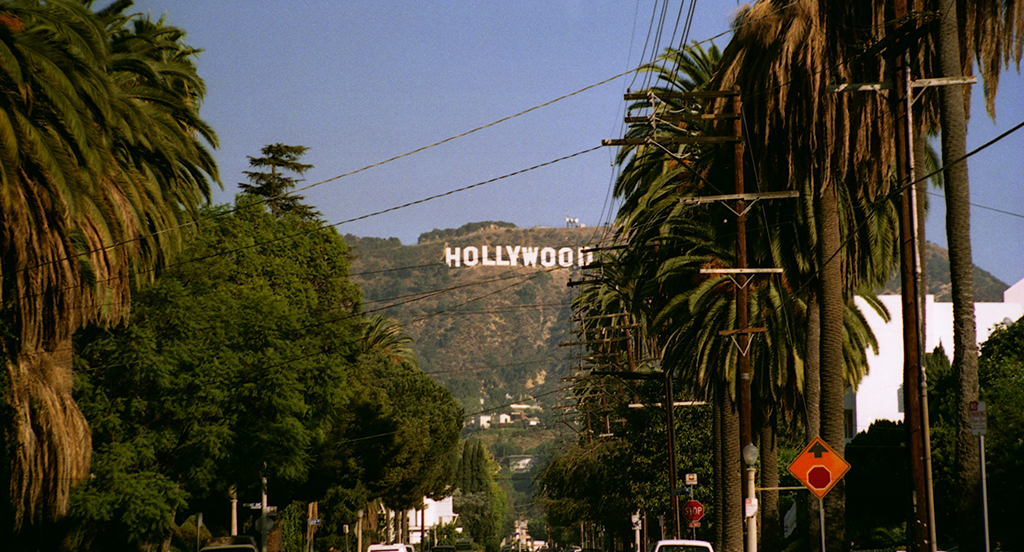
[969,401,987,436]
[744,498,759,518]
[685,473,698,486]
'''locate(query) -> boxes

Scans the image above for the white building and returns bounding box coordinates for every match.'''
[405,497,458,545]
[477,414,492,429]
[850,279,1024,436]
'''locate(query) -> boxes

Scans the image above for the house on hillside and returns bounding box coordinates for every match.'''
[510,403,542,423]
[507,455,536,473]
[477,414,492,429]
[849,279,1024,438]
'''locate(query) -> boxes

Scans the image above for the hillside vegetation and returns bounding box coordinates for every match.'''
[344,223,612,416]
[345,224,1010,416]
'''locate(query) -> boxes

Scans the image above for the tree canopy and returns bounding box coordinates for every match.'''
[58,195,462,550]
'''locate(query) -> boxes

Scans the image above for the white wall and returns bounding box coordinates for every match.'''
[851,285,1024,435]
[406,497,457,544]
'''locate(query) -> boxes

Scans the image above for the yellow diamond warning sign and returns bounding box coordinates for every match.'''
[787,436,850,499]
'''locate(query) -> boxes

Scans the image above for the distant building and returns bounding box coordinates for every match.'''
[507,455,535,473]
[850,280,1024,437]
[477,414,492,429]
[405,497,457,544]
[498,413,512,425]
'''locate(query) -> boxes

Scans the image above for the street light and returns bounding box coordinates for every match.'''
[742,444,759,552]
[357,509,364,552]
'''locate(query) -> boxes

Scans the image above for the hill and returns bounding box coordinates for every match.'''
[344,225,1010,416]
[344,223,611,419]
[879,241,1008,302]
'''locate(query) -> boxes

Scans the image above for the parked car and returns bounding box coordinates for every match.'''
[647,539,714,552]
[199,536,259,552]
[367,544,415,552]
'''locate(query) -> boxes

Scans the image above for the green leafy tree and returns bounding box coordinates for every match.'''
[68,198,361,549]
[239,143,319,219]
[454,441,508,550]
[0,0,218,530]
[973,317,1024,550]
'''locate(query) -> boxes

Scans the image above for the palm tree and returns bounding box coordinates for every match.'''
[926,1,1021,548]
[0,0,217,527]
[360,314,418,366]
[707,3,906,549]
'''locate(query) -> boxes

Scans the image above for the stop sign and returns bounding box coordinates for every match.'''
[683,500,704,522]
[807,466,832,490]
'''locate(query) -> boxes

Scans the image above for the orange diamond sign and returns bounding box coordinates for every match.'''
[788,436,850,499]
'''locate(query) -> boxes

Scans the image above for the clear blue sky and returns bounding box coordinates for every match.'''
[131,1,1024,287]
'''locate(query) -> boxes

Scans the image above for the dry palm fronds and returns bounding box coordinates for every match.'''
[5,343,91,528]
[712,0,896,201]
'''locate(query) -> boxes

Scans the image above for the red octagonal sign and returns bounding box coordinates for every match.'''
[787,437,850,499]
[683,500,704,522]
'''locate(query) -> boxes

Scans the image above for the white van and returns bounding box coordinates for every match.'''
[368,544,415,552]
[647,540,715,552]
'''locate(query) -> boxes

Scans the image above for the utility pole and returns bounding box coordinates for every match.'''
[606,88,795,552]
[664,369,681,538]
[889,5,931,550]
[828,5,972,550]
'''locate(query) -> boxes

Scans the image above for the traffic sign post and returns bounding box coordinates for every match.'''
[683,499,704,523]
[788,437,851,552]
[970,401,991,552]
[787,436,850,499]
[683,500,703,537]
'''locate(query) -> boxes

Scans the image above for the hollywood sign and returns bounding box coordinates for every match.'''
[445,245,594,268]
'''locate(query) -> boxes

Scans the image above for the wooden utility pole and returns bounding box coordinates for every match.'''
[889,5,931,550]
[607,88,795,552]
[829,6,969,550]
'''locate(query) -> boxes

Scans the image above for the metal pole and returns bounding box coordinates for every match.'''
[746,466,757,552]
[890,1,931,548]
[818,498,826,552]
[980,435,990,552]
[261,477,268,552]
[230,485,238,536]
[357,510,364,552]
[665,373,680,538]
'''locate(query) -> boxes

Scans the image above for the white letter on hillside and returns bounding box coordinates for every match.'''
[506,245,521,266]
[481,246,496,266]
[558,247,573,267]
[495,245,510,266]
[541,247,557,267]
[464,246,480,266]
[521,247,539,267]
[578,248,594,267]
[445,247,461,267]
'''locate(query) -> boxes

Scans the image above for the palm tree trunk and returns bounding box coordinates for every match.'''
[913,121,928,343]
[936,1,982,550]
[804,291,822,551]
[817,180,846,552]
[714,387,724,552]
[719,380,743,552]
[759,416,780,552]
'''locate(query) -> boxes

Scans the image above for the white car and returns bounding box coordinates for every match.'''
[647,539,714,552]
[368,544,415,552]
